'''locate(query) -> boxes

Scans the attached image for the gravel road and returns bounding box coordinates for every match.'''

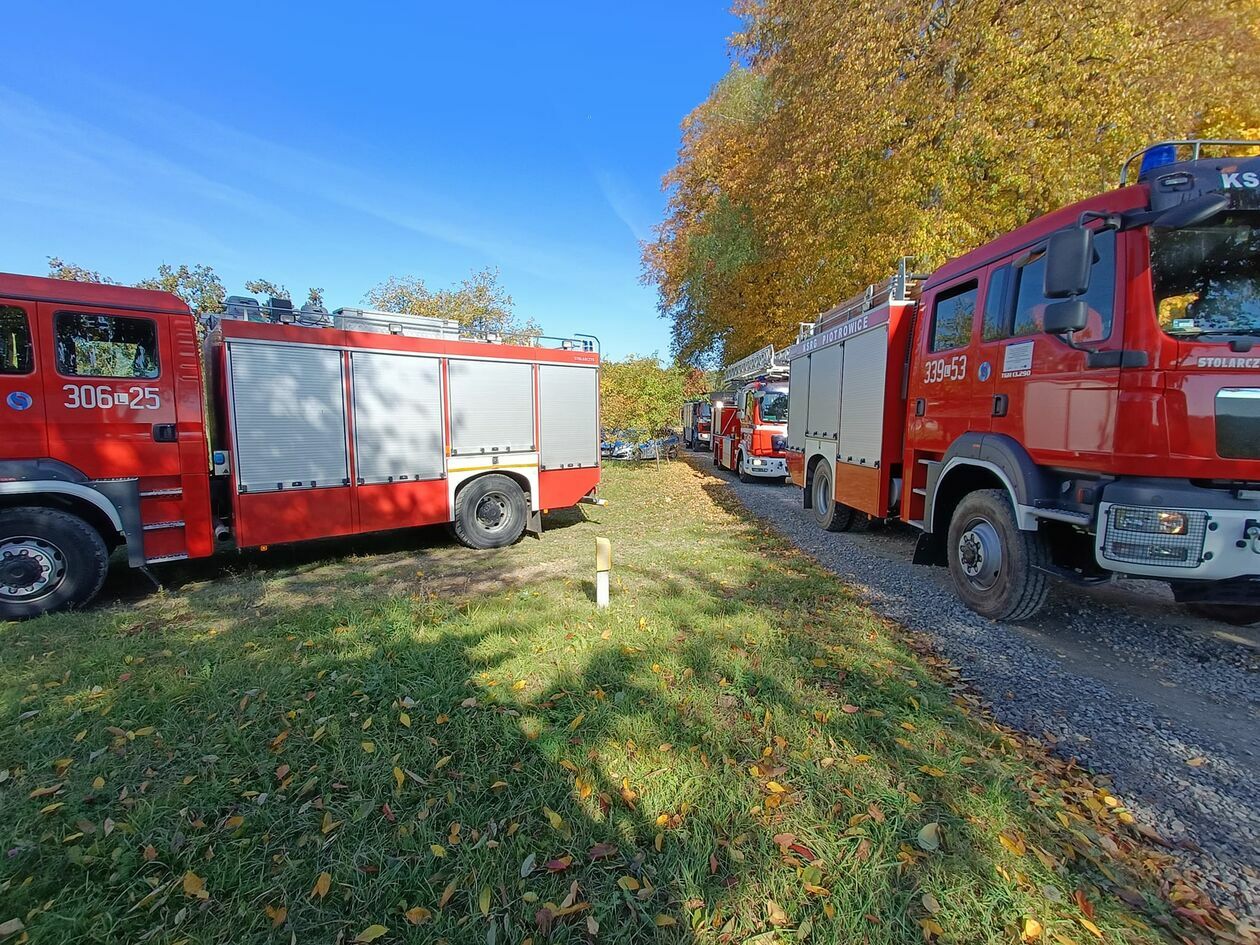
[688,454,1260,916]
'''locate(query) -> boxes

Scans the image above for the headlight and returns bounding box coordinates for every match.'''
[1114,507,1188,535]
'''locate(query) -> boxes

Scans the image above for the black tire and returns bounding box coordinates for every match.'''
[451,475,528,550]
[946,489,1050,622]
[809,462,855,532]
[737,451,753,483]
[0,507,109,620]
[1186,602,1260,627]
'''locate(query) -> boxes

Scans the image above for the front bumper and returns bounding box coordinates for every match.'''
[1094,479,1260,581]
[741,455,788,478]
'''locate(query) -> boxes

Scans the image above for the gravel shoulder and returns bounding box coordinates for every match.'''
[684,453,1260,916]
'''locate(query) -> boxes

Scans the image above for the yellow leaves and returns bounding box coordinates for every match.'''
[850,755,871,765]
[619,779,638,810]
[479,885,492,916]
[264,903,287,927]
[321,812,341,835]
[269,730,290,751]
[920,917,945,939]
[398,712,411,728]
[392,767,404,791]
[921,893,941,915]
[1021,916,1043,941]
[618,875,641,892]
[765,781,787,794]
[430,844,446,858]
[360,741,375,754]
[575,777,593,800]
[404,906,431,925]
[999,832,1027,857]
[1077,917,1104,939]
[225,815,245,830]
[434,755,452,770]
[512,680,527,692]
[28,783,64,799]
[918,765,948,778]
[654,915,676,927]
[311,871,332,899]
[439,881,457,909]
[182,870,209,901]
[435,713,450,725]
[543,807,565,830]
[353,924,388,943]
[766,899,789,927]
[567,712,585,732]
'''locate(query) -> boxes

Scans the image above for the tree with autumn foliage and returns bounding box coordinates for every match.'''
[645,0,1260,367]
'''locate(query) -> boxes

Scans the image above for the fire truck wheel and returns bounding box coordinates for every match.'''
[1185,602,1260,626]
[452,475,528,550]
[737,452,753,483]
[0,507,110,620]
[947,489,1050,622]
[810,463,855,532]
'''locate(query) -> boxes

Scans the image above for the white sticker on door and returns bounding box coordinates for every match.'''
[1001,340,1034,378]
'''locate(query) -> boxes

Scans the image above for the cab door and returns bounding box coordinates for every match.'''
[981,229,1122,467]
[906,277,986,457]
[37,304,181,481]
[0,299,47,459]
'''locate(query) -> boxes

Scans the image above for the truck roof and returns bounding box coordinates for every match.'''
[0,272,191,315]
[925,184,1147,291]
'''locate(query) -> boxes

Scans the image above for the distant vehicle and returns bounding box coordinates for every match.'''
[601,430,679,461]
[786,140,1260,625]
[0,274,601,619]
[712,345,789,482]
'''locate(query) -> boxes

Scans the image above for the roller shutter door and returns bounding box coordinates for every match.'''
[539,365,598,470]
[448,359,535,455]
[838,327,887,467]
[351,352,444,483]
[787,355,810,450]
[805,343,842,441]
[228,343,348,493]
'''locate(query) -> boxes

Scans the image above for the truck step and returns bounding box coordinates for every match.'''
[1034,507,1093,526]
[145,553,189,564]
[143,520,185,532]
[140,488,183,498]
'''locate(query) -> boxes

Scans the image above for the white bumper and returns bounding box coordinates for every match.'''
[1095,500,1260,581]
[741,455,788,478]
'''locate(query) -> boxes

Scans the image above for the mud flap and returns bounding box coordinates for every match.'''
[913,530,945,566]
[525,507,543,539]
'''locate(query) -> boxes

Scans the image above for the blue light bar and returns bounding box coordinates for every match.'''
[1138,144,1179,179]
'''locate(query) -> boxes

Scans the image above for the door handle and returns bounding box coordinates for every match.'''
[914,398,926,417]
[992,394,1009,418]
[152,423,177,442]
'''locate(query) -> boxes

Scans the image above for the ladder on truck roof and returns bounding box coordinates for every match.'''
[796,257,926,344]
[722,343,788,385]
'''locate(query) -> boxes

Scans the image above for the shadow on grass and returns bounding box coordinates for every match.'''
[0,468,1202,945]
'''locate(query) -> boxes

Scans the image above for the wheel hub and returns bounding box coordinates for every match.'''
[958,519,1002,590]
[814,475,830,515]
[0,538,66,602]
[475,493,508,531]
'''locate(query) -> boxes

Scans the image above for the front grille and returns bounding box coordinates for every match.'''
[1217,389,1260,460]
[1100,506,1208,569]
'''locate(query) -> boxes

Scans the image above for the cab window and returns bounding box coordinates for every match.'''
[1012,230,1116,342]
[0,305,34,374]
[55,312,160,379]
[930,282,978,352]
[982,266,1011,341]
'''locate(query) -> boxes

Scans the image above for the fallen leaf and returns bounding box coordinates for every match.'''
[545,855,573,872]
[264,903,288,927]
[654,915,676,927]
[588,842,617,861]
[354,924,388,943]
[0,919,25,938]
[479,886,492,916]
[404,906,431,925]
[543,806,565,830]
[922,893,941,915]
[766,899,789,927]
[439,881,456,909]
[430,844,446,858]
[182,870,209,900]
[1185,756,1206,767]
[1022,916,1043,942]
[399,712,411,728]
[311,871,331,899]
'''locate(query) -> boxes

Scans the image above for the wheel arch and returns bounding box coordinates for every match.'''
[0,482,125,549]
[925,434,1056,535]
[802,453,829,510]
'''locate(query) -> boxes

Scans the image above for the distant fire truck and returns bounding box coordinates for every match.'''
[712,345,789,482]
[786,140,1260,624]
[0,274,601,619]
[680,398,712,450]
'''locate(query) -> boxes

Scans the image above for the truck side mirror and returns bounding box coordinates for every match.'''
[1043,300,1089,336]
[1043,227,1094,299]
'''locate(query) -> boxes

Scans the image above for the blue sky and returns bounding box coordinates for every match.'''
[0,3,739,359]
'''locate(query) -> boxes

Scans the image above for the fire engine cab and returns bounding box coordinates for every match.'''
[712,345,790,482]
[0,274,601,619]
[787,140,1260,625]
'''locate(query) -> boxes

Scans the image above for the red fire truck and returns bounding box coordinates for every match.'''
[712,345,790,482]
[0,274,601,619]
[786,140,1260,624]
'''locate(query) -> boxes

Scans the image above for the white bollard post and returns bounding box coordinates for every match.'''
[595,536,611,609]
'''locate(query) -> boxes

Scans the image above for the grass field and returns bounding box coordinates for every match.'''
[0,462,1237,944]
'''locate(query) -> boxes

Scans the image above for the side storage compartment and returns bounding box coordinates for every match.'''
[351,351,449,531]
[226,342,353,546]
[787,354,811,451]
[538,363,601,509]
[448,359,535,456]
[835,326,888,514]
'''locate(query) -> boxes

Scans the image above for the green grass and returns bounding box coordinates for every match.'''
[0,463,1229,944]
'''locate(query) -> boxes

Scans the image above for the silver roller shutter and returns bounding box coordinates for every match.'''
[351,352,444,483]
[838,326,887,467]
[448,358,535,455]
[805,342,842,441]
[539,365,598,470]
[229,342,348,492]
[787,354,810,450]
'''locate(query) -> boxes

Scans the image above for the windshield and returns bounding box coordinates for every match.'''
[1152,214,1260,336]
[759,391,788,423]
